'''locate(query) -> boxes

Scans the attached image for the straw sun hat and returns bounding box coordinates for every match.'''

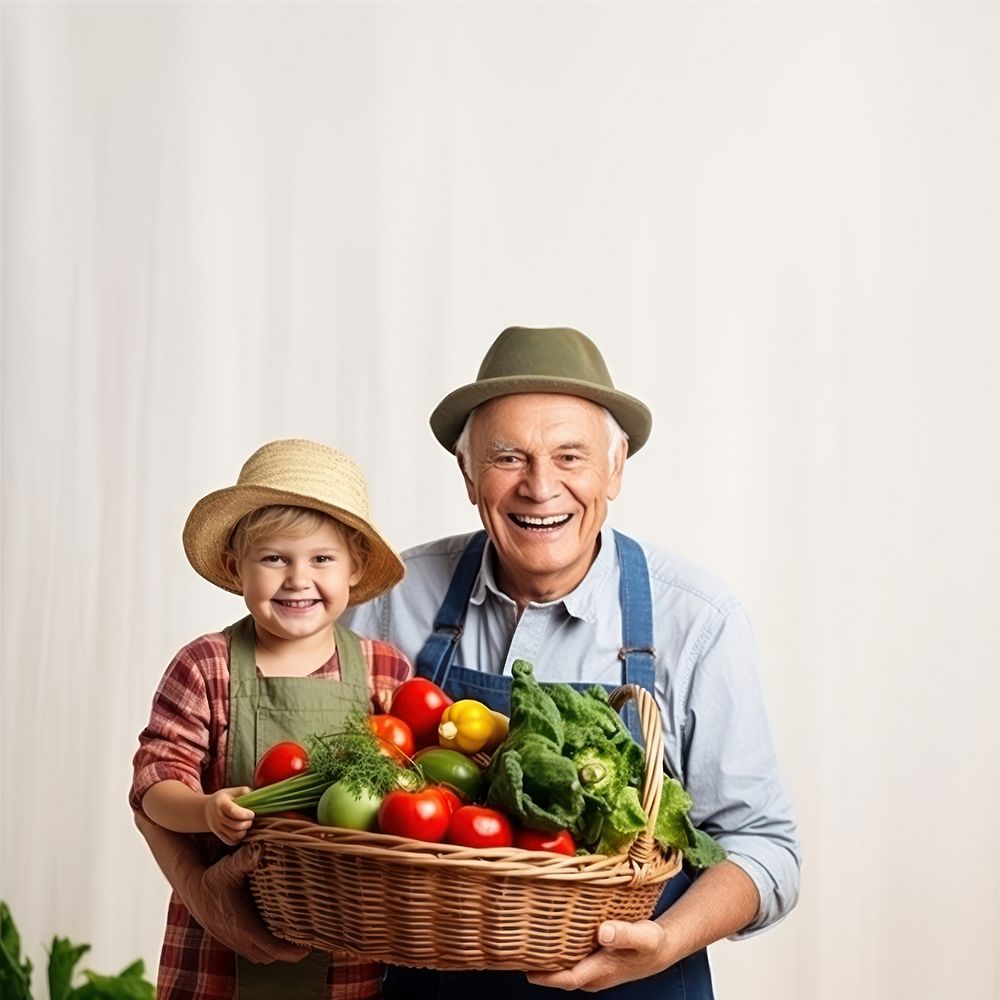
[430,326,653,456]
[183,439,404,606]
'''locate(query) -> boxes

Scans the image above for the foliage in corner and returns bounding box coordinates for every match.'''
[0,901,154,1000]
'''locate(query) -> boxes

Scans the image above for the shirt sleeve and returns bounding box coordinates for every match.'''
[681,601,802,936]
[361,637,414,713]
[130,643,216,811]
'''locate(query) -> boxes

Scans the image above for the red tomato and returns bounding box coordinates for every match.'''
[431,785,462,816]
[368,714,415,761]
[513,827,576,855]
[389,678,453,748]
[378,788,451,843]
[447,806,514,849]
[252,741,309,788]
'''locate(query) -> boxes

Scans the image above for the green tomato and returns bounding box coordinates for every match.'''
[413,747,485,801]
[316,780,383,831]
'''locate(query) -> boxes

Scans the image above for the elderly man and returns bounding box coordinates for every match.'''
[345,326,800,998]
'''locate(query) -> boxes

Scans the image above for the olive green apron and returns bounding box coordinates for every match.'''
[224,614,371,1000]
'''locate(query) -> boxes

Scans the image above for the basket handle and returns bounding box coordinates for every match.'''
[609,683,665,862]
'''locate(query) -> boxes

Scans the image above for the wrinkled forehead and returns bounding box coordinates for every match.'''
[472,392,610,447]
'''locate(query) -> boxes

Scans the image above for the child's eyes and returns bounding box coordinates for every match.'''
[261,554,286,564]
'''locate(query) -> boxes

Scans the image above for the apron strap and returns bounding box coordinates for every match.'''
[224,615,260,789]
[332,622,368,691]
[415,531,488,688]
[613,531,656,738]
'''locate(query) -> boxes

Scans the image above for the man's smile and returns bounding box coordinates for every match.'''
[507,513,573,531]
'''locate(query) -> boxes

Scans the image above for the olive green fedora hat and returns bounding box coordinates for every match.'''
[430,326,652,456]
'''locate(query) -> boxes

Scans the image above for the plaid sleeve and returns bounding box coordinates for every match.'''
[358,637,413,713]
[130,634,229,811]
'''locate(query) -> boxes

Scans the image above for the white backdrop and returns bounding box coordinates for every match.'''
[3,3,999,998]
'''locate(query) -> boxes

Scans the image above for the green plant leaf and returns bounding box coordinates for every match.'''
[70,962,156,1000]
[48,936,89,1000]
[0,901,34,1000]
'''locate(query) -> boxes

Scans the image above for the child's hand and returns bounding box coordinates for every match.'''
[204,786,255,845]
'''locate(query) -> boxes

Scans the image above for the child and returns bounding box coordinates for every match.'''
[131,438,411,1000]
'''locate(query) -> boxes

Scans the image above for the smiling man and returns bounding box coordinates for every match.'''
[346,326,801,999]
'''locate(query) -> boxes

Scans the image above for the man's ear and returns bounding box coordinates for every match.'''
[607,442,627,501]
[459,454,477,505]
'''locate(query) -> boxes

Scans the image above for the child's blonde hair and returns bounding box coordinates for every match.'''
[226,505,370,580]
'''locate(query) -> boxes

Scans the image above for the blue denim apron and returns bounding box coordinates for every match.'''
[382,532,714,1000]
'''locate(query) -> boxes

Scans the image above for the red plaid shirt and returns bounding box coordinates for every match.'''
[131,630,412,1000]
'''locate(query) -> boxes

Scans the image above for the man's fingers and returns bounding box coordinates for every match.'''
[596,919,665,953]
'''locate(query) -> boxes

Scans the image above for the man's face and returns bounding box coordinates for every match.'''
[461,393,625,604]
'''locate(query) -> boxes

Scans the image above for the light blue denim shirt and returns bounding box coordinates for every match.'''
[344,524,801,935]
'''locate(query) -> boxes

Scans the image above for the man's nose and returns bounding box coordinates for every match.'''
[518,461,559,501]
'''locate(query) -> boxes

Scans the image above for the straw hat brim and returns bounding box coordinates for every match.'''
[430,374,653,456]
[183,484,404,606]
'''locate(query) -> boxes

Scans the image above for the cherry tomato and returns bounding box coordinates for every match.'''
[389,678,453,748]
[368,714,415,761]
[447,806,514,849]
[252,741,309,788]
[378,788,451,843]
[513,827,576,855]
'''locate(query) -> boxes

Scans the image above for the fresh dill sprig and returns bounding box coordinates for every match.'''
[305,711,416,797]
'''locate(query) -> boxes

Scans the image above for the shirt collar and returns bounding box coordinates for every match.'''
[471,524,617,622]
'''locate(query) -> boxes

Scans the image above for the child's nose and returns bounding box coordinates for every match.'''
[285,564,312,589]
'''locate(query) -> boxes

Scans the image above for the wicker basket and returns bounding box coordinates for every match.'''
[245,683,681,971]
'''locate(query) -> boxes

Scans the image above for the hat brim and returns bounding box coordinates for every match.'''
[430,375,652,456]
[182,485,404,605]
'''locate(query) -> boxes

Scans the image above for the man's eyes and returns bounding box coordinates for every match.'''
[491,453,586,466]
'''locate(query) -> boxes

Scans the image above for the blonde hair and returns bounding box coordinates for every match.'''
[226,505,370,577]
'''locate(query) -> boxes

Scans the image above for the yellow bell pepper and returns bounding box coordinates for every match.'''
[438,700,509,754]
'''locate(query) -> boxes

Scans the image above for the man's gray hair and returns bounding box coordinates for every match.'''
[454,403,629,472]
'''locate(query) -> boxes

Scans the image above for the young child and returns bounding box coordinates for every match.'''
[131,438,411,1000]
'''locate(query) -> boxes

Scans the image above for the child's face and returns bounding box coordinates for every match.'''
[233,521,363,646]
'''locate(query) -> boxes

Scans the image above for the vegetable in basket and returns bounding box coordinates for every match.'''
[413,746,485,801]
[388,677,453,748]
[485,660,727,866]
[447,805,514,848]
[316,780,383,831]
[378,787,452,841]
[252,740,309,788]
[437,699,509,753]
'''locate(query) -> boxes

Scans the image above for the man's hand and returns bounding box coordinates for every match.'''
[180,844,310,964]
[526,920,669,992]
[526,860,761,991]
[133,808,308,964]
